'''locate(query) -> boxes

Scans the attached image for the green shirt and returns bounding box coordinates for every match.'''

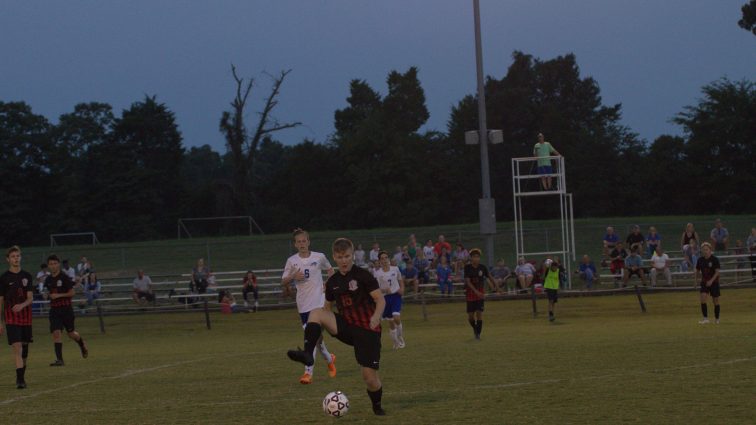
[534,141,556,166]
[544,268,560,290]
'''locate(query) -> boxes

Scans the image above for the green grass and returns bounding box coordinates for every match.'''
[1,289,754,424]
[21,214,756,278]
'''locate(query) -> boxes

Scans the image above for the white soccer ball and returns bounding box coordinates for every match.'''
[323,391,349,418]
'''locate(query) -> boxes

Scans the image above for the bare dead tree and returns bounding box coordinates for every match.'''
[220,65,301,213]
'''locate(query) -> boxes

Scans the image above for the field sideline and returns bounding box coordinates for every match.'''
[1,289,754,424]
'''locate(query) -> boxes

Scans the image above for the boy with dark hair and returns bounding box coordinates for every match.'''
[0,246,34,389]
[287,238,387,415]
[543,260,561,322]
[464,248,499,340]
[44,255,88,366]
[696,242,721,324]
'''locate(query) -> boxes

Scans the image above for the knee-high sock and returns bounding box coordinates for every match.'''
[475,320,483,335]
[318,341,332,362]
[701,303,708,318]
[54,342,63,361]
[714,305,720,319]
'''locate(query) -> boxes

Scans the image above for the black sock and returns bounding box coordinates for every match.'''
[714,305,720,319]
[55,342,63,361]
[303,323,321,364]
[76,337,85,348]
[468,319,476,330]
[367,387,383,409]
[700,303,708,318]
[16,367,24,383]
[476,320,483,335]
[22,343,29,370]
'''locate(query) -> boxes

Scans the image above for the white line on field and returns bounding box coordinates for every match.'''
[0,349,279,406]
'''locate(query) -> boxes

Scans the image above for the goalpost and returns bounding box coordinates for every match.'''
[49,232,100,248]
[177,216,264,239]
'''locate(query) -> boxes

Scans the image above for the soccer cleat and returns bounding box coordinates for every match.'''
[287,347,314,366]
[16,381,26,390]
[698,318,710,324]
[397,339,406,349]
[80,341,89,359]
[327,354,337,378]
[474,333,481,340]
[299,372,312,385]
[49,359,65,367]
[372,406,386,416]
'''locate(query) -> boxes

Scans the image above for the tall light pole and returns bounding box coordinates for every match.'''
[473,0,496,267]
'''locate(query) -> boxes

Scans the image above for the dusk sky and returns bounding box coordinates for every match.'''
[2,1,754,151]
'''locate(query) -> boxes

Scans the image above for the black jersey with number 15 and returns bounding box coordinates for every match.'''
[325,265,380,333]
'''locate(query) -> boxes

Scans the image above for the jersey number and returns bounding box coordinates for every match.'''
[304,269,310,279]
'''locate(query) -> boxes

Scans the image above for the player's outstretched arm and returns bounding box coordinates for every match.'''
[369,289,385,330]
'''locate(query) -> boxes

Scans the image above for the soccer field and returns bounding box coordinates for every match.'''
[1,290,754,424]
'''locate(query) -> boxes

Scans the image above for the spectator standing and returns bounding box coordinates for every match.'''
[625,225,645,256]
[747,228,756,282]
[242,270,258,312]
[609,243,628,286]
[132,270,155,304]
[623,247,647,287]
[709,219,729,253]
[514,258,536,292]
[369,243,381,267]
[533,133,561,190]
[436,256,453,296]
[83,272,102,305]
[602,227,619,258]
[650,248,672,287]
[407,234,418,260]
[354,244,367,268]
[191,258,210,294]
[646,226,661,258]
[392,246,404,268]
[576,255,598,289]
[680,223,700,251]
[433,235,452,265]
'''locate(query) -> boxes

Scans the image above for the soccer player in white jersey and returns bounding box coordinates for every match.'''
[373,251,406,349]
[282,229,336,384]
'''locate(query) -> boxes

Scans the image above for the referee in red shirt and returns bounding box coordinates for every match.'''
[0,246,34,389]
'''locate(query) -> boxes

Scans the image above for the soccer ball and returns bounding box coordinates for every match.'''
[323,391,349,418]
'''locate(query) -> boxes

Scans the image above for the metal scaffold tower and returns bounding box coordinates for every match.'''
[512,156,576,287]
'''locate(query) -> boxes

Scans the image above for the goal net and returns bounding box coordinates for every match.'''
[177,216,264,239]
[50,232,99,248]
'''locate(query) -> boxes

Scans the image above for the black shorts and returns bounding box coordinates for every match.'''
[466,300,485,313]
[331,313,381,370]
[546,288,558,302]
[700,282,721,298]
[5,324,33,345]
[49,307,76,333]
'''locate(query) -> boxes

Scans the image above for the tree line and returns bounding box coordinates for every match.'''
[1,51,754,246]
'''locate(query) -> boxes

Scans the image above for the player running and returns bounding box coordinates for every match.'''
[287,238,387,415]
[464,248,500,340]
[696,242,721,324]
[373,251,405,349]
[0,246,34,389]
[281,229,336,384]
[44,255,88,366]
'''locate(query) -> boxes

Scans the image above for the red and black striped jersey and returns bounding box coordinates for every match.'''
[44,273,75,308]
[0,270,34,326]
[696,255,720,284]
[325,265,380,333]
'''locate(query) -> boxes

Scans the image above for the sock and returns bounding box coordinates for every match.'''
[22,344,29,370]
[305,365,314,375]
[76,337,85,348]
[468,319,476,331]
[367,387,383,409]
[701,303,708,318]
[549,310,554,317]
[396,323,403,340]
[389,329,398,345]
[55,342,63,361]
[302,323,321,365]
[476,320,483,335]
[318,341,332,363]
[714,305,720,319]
[16,368,24,383]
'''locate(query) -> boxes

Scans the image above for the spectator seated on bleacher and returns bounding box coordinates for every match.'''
[709,218,729,253]
[650,248,672,287]
[514,257,536,292]
[603,226,619,258]
[413,250,431,294]
[354,244,367,267]
[490,260,512,292]
[402,260,420,297]
[609,242,628,282]
[132,269,155,304]
[646,226,661,259]
[681,239,699,273]
[191,258,210,294]
[626,225,645,256]
[453,243,470,275]
[219,289,243,314]
[576,255,598,289]
[623,247,647,287]
[434,235,452,265]
[83,272,102,305]
[242,270,258,312]
[436,255,453,296]
[423,239,436,266]
[369,242,381,268]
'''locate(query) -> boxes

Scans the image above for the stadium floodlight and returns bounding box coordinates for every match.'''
[465,130,503,145]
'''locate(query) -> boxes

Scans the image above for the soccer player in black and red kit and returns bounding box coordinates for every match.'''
[464,248,500,340]
[44,255,88,366]
[287,238,387,415]
[696,242,722,324]
[0,246,34,389]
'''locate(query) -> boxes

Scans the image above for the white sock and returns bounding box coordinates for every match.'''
[305,365,314,375]
[389,328,399,345]
[318,341,332,363]
[396,323,404,341]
